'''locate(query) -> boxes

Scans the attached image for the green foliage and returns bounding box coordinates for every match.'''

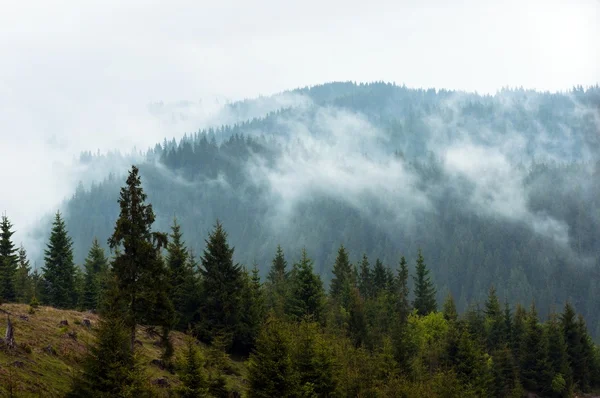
[265,245,290,318]
[357,253,372,299]
[42,211,77,308]
[412,249,437,316]
[82,238,109,311]
[329,244,353,308]
[176,335,209,398]
[520,303,552,395]
[442,292,458,323]
[0,214,19,302]
[197,220,243,351]
[247,314,295,398]
[287,248,325,323]
[14,245,33,303]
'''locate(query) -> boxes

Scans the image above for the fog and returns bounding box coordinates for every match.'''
[1,0,598,262]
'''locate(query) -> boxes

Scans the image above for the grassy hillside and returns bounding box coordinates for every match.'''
[0,304,248,397]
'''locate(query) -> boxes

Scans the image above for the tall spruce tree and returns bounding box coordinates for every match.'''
[288,248,325,322]
[267,245,288,284]
[42,211,77,308]
[0,214,18,302]
[14,245,33,303]
[412,249,437,316]
[329,244,353,308]
[484,285,504,351]
[166,218,197,330]
[520,303,552,395]
[372,258,388,295]
[358,254,372,299]
[248,314,295,398]
[546,312,571,396]
[108,165,174,352]
[198,220,243,351]
[395,256,410,324]
[82,238,109,311]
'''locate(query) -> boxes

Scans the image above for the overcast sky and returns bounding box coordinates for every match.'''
[0,0,598,255]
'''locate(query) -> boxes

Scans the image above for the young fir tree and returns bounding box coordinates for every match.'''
[292,320,338,396]
[412,249,437,316]
[442,292,459,323]
[347,285,368,347]
[82,238,109,311]
[42,211,77,308]
[14,245,33,303]
[166,218,197,330]
[247,314,295,398]
[484,285,504,351]
[0,214,18,302]
[267,245,288,284]
[372,258,388,296]
[176,335,209,398]
[546,312,571,396]
[68,280,151,398]
[235,264,265,354]
[358,253,372,299]
[395,256,410,324]
[329,244,353,308]
[520,303,552,395]
[198,220,243,351]
[107,165,174,352]
[288,248,325,322]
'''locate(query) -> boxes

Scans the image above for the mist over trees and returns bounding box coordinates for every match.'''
[44,82,600,341]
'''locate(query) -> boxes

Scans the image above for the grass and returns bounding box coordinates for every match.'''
[0,303,249,397]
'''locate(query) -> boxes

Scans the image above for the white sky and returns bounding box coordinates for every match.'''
[0,0,598,255]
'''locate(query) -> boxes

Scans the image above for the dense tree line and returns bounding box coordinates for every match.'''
[2,165,599,396]
[48,82,600,342]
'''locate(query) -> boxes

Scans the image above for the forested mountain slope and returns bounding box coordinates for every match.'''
[37,82,600,337]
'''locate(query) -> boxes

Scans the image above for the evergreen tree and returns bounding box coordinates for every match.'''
[412,249,437,316]
[68,315,151,397]
[546,312,571,396]
[0,214,18,302]
[266,246,289,317]
[484,285,504,351]
[372,258,388,295]
[442,292,458,323]
[357,254,372,299]
[235,264,264,354]
[347,286,368,347]
[42,211,77,308]
[395,256,410,324]
[14,245,33,303]
[108,165,174,351]
[562,302,585,391]
[520,303,552,395]
[166,218,197,330]
[248,314,295,398]
[491,346,518,398]
[197,220,243,350]
[329,244,353,308]
[82,238,109,311]
[288,248,325,322]
[267,245,288,284]
[176,336,209,398]
[293,320,338,396]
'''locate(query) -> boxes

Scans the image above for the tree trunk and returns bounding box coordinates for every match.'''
[5,316,16,349]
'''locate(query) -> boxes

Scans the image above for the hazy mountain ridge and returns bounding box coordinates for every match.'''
[32,82,600,337]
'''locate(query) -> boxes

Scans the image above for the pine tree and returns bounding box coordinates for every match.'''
[235,264,264,354]
[442,292,458,323]
[358,254,372,299]
[14,245,33,303]
[166,218,197,330]
[68,314,151,397]
[491,346,518,398]
[546,312,571,396]
[562,302,585,391]
[293,320,338,396]
[520,303,552,395]
[108,165,174,352]
[0,214,18,302]
[330,244,353,308]
[266,246,289,317]
[176,335,209,398]
[82,238,109,311]
[484,285,504,351]
[395,256,410,324]
[42,211,77,308]
[248,314,295,398]
[412,249,437,316]
[267,245,288,284]
[197,220,243,350]
[372,258,388,296]
[288,248,325,322]
[347,286,368,347]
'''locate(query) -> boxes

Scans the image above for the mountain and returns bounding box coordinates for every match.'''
[35,81,600,337]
